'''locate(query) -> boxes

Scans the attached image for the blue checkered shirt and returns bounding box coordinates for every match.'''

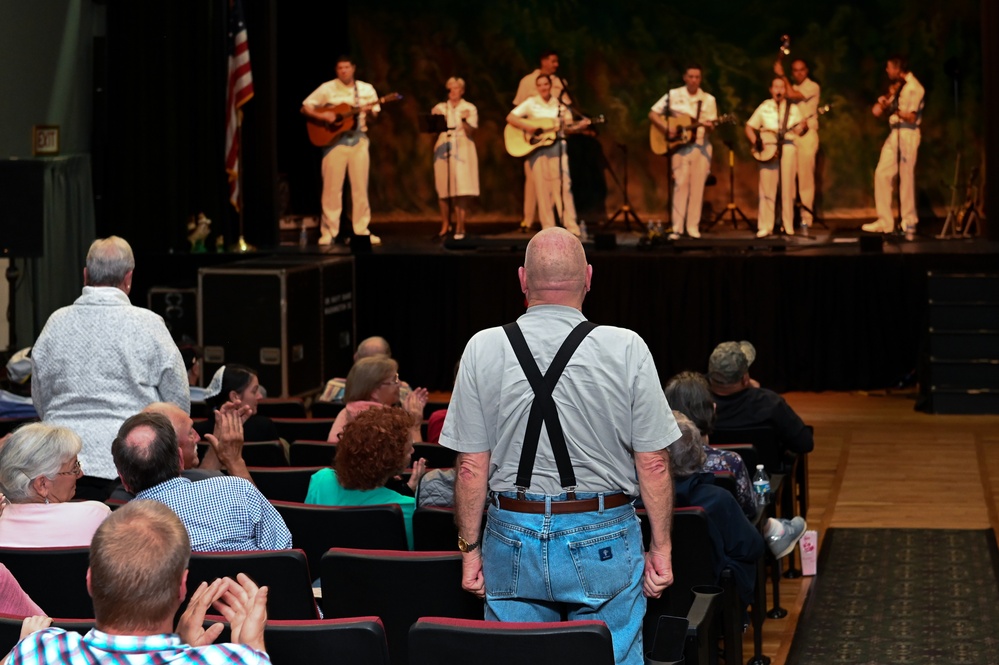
[136,476,291,552]
[9,628,270,664]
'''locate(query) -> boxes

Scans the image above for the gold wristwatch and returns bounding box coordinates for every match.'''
[457,535,480,553]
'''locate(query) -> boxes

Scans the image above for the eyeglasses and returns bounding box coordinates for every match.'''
[380,374,401,387]
[56,460,83,477]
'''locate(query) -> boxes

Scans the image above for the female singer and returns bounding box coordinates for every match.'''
[431,77,479,240]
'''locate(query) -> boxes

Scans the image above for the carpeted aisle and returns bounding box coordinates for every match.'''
[787,528,999,664]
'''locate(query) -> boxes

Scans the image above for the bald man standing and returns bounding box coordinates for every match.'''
[439,228,680,665]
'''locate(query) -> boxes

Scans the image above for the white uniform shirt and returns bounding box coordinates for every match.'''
[511,95,573,126]
[890,71,925,127]
[650,86,718,145]
[439,305,680,496]
[792,77,821,131]
[432,98,479,136]
[302,79,380,132]
[513,69,570,106]
[747,99,803,142]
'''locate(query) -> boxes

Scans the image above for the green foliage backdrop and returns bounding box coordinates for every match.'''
[348,0,982,220]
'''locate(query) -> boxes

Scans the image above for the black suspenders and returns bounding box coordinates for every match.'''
[502,320,597,499]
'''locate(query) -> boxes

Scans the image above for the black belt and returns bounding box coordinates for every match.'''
[497,493,630,514]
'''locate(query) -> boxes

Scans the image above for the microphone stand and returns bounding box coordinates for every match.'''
[774,97,788,237]
[557,91,567,230]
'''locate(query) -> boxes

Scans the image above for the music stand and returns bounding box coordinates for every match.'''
[419,114,452,235]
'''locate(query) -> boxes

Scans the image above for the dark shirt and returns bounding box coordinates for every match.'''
[712,387,814,458]
[674,472,764,606]
[194,414,279,442]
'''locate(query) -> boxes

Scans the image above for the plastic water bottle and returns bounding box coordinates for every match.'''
[752,464,771,507]
[579,220,588,242]
[299,220,309,247]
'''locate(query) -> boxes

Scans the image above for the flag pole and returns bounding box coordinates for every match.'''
[230,125,254,253]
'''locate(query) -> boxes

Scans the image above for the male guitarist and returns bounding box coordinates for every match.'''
[774,58,821,231]
[648,65,717,239]
[301,55,382,245]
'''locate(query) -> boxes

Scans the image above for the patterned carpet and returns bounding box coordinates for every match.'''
[787,528,999,664]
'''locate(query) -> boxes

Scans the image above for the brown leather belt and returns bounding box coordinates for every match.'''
[496,493,631,514]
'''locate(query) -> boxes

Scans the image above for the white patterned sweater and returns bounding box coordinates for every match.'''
[31,287,190,479]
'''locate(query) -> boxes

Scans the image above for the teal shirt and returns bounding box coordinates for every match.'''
[305,468,415,549]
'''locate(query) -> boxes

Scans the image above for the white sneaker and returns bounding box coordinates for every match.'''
[756,229,770,238]
[688,228,701,239]
[767,517,807,559]
[667,232,681,241]
[368,234,382,246]
[318,233,333,246]
[861,221,888,233]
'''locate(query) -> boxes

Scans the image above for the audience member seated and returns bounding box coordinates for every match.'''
[707,341,815,464]
[0,424,110,547]
[0,563,44,617]
[665,371,757,519]
[319,335,413,403]
[30,236,190,501]
[307,408,427,549]
[180,344,208,403]
[108,402,252,501]
[669,413,773,608]
[195,365,279,442]
[326,356,428,443]
[4,500,269,665]
[112,412,291,552]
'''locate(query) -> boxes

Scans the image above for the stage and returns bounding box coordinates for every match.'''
[133,217,997,399]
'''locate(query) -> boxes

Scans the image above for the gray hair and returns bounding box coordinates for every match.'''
[446,77,465,92]
[0,423,82,502]
[667,411,706,479]
[86,236,135,287]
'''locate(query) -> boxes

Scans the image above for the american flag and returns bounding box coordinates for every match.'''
[225,0,254,210]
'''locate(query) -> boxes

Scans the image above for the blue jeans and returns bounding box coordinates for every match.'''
[482,492,646,665]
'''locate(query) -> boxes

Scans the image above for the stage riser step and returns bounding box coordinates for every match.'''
[928,390,999,414]
[929,333,999,359]
[929,305,999,330]
[929,361,999,389]
[926,272,999,302]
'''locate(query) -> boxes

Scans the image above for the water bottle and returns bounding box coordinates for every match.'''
[579,220,588,242]
[752,464,771,507]
[299,219,309,247]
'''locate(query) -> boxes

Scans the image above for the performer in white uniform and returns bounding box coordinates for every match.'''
[507,75,589,237]
[864,56,925,235]
[301,56,382,245]
[775,58,821,230]
[513,51,569,231]
[745,77,804,237]
[432,77,479,240]
[648,65,717,239]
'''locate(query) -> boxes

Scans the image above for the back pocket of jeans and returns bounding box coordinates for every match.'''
[483,526,522,598]
[568,528,634,598]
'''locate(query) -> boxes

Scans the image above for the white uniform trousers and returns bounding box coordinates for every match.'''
[757,143,797,235]
[320,134,371,241]
[523,161,538,223]
[528,143,580,234]
[794,129,819,225]
[874,127,920,231]
[670,143,712,236]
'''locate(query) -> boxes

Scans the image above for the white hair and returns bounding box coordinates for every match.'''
[86,236,135,286]
[0,423,82,502]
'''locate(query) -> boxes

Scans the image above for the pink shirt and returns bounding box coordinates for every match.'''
[0,563,44,616]
[326,400,385,442]
[0,501,110,548]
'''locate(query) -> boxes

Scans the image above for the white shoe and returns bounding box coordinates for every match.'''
[318,234,333,246]
[861,221,889,233]
[368,234,382,246]
[453,233,465,240]
[756,229,770,238]
[784,228,795,236]
[667,232,681,241]
[688,228,701,239]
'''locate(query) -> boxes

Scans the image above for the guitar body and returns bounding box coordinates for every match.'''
[306,103,357,147]
[650,113,736,155]
[304,93,403,147]
[504,118,560,158]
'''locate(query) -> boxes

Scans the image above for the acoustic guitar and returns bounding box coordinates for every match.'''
[649,113,736,155]
[504,115,605,158]
[305,93,403,147]
[751,104,831,162]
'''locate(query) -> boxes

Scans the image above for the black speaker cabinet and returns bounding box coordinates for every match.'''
[148,287,198,344]
[0,160,46,257]
[199,257,355,397]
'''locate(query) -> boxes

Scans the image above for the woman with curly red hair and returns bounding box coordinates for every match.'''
[305,407,424,548]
